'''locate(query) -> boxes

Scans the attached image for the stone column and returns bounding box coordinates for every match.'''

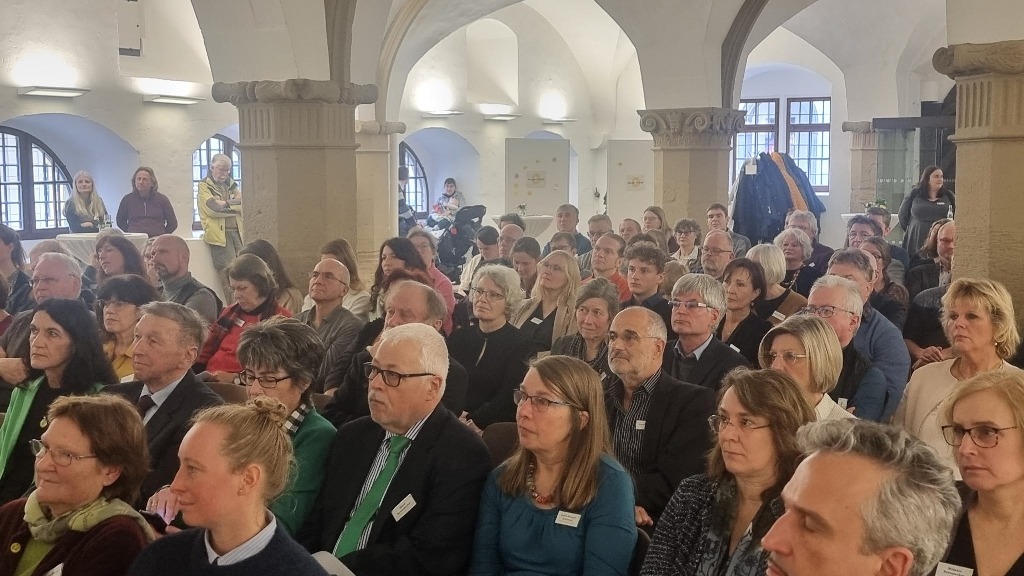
[933,39,1024,318]
[212,79,376,286]
[842,121,881,211]
[354,120,406,281]
[637,108,745,222]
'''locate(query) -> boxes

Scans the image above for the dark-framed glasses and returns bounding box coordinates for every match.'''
[363,362,434,388]
[941,424,1019,448]
[761,351,808,366]
[513,389,579,412]
[707,414,771,434]
[308,271,348,287]
[29,439,97,467]
[799,305,856,319]
[236,371,292,388]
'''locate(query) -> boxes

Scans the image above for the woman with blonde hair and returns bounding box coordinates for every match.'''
[895,278,1023,473]
[511,250,581,352]
[759,314,856,421]
[128,397,327,575]
[937,371,1024,573]
[64,170,109,232]
[470,355,636,575]
[774,228,823,297]
[747,243,806,326]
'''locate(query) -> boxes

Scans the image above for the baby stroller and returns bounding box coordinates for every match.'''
[437,205,486,282]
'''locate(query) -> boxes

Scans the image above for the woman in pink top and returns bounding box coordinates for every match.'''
[408,229,456,334]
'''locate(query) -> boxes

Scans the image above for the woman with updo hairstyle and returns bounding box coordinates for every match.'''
[716,258,772,365]
[470,355,636,575]
[641,369,816,576]
[0,394,154,576]
[746,243,806,326]
[128,397,328,576]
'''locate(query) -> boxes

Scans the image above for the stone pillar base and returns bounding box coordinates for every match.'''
[638,107,745,222]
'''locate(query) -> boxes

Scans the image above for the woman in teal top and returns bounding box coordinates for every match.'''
[470,355,636,576]
[146,317,336,534]
[0,299,117,503]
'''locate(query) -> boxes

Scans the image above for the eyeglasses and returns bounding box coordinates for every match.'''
[540,261,566,273]
[605,331,661,345]
[513,389,579,412]
[675,230,695,236]
[97,299,135,310]
[29,439,97,467]
[471,287,505,302]
[29,275,73,288]
[308,271,348,287]
[669,300,711,311]
[703,248,733,256]
[941,424,1020,448]
[799,305,857,319]
[708,414,771,434]
[762,351,808,365]
[236,371,292,388]
[363,362,434,388]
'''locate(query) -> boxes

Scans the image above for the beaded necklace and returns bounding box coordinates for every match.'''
[526,463,555,505]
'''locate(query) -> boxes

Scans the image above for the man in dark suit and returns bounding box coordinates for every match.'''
[662,273,749,391]
[605,307,715,528]
[300,323,490,576]
[905,220,954,299]
[321,280,467,428]
[105,302,223,505]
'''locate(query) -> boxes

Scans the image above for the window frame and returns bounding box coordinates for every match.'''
[192,134,242,231]
[786,97,831,193]
[399,141,430,218]
[0,126,74,240]
[732,98,780,183]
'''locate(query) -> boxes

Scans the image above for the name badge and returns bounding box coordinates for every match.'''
[934,563,973,576]
[530,317,544,325]
[837,398,849,409]
[936,201,947,206]
[234,317,246,327]
[555,510,581,528]
[635,420,646,431]
[771,310,786,322]
[392,494,416,521]
[729,344,741,353]
[42,565,63,576]
[600,372,608,381]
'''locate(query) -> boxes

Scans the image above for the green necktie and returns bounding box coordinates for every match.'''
[332,435,411,557]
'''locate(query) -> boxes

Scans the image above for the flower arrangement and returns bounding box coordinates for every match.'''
[517,203,528,216]
[864,199,888,210]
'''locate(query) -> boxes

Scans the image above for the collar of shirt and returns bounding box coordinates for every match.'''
[283,399,314,437]
[205,512,277,566]
[607,369,661,411]
[141,373,188,419]
[638,292,666,307]
[676,246,699,261]
[676,333,714,361]
[384,411,430,445]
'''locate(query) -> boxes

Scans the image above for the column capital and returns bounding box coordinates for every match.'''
[841,121,874,134]
[637,107,745,149]
[211,78,378,106]
[933,39,1024,79]
[842,121,881,150]
[355,120,407,135]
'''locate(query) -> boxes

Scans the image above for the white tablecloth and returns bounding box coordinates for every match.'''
[490,215,554,238]
[56,232,150,265]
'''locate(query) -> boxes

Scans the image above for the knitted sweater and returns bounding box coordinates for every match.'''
[128,523,328,576]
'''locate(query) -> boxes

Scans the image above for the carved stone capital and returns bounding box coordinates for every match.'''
[212,79,379,106]
[638,108,746,149]
[841,121,874,134]
[354,120,406,135]
[933,40,1024,79]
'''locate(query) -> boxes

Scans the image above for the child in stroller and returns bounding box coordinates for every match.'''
[436,205,486,282]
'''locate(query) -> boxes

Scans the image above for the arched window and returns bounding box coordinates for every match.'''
[0,127,73,239]
[192,134,242,230]
[400,141,429,216]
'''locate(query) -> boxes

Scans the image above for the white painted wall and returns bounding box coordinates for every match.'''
[946,0,1024,44]
[403,128,482,212]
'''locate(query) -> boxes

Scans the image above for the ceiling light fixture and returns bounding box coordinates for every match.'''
[143,94,205,105]
[484,113,521,121]
[541,117,577,125]
[421,110,463,118]
[17,86,90,98]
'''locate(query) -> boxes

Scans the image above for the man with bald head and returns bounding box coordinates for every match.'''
[150,234,220,323]
[297,258,364,391]
[497,224,525,260]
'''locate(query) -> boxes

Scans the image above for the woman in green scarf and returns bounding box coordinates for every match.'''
[0,299,118,503]
[0,394,155,576]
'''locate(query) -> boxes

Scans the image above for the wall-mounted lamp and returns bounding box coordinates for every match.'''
[479,103,520,121]
[17,86,90,98]
[421,110,463,118]
[484,113,521,121]
[143,94,205,105]
[541,117,577,125]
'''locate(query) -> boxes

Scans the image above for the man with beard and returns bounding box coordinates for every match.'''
[149,234,221,323]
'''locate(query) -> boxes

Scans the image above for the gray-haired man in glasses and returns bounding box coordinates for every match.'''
[296,258,364,392]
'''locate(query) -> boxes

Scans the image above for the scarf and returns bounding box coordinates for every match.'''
[23,491,156,543]
[198,298,280,364]
[562,334,608,372]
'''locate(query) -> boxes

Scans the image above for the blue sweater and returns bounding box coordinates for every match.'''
[469,454,637,576]
[128,523,327,576]
[852,306,911,419]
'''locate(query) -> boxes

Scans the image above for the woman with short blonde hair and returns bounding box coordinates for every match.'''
[774,228,822,297]
[747,243,807,325]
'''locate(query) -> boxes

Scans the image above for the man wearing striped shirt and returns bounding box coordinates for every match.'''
[604,307,716,529]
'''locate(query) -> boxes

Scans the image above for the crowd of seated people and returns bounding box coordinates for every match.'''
[2,174,1023,576]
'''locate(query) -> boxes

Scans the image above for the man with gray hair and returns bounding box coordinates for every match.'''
[605,307,715,527]
[321,280,467,428]
[299,323,491,576]
[578,214,613,274]
[106,302,223,505]
[497,224,525,260]
[661,273,748,391]
[787,209,833,270]
[804,275,888,421]
[697,229,735,280]
[762,419,960,576]
[543,203,592,255]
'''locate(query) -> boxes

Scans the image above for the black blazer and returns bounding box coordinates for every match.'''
[714,313,772,365]
[105,371,223,505]
[605,371,715,522]
[661,337,750,392]
[320,348,468,429]
[298,405,491,576]
[906,260,940,300]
